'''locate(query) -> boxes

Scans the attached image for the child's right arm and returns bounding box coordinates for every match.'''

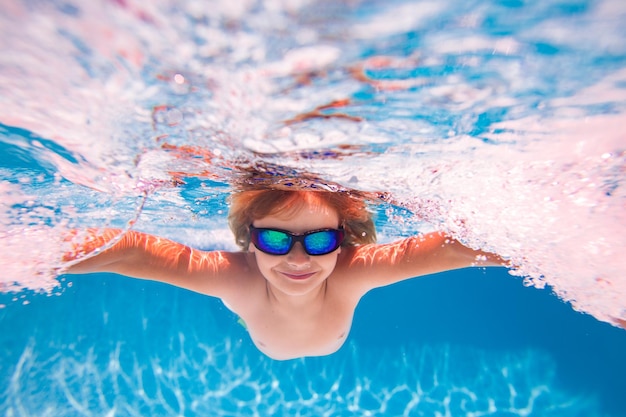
[64,229,249,297]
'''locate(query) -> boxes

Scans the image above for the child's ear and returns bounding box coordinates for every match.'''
[248,242,256,253]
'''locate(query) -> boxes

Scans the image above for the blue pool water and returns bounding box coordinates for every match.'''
[2,0,626,415]
[2,268,625,415]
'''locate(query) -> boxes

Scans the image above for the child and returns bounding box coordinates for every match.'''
[66,188,505,360]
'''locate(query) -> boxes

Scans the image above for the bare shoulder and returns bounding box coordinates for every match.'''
[206,251,267,310]
[331,239,430,298]
[189,250,258,293]
[329,245,379,298]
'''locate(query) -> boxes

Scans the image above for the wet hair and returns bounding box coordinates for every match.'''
[226,162,389,250]
[228,189,377,250]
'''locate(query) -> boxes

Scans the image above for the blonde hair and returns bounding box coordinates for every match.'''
[228,189,377,250]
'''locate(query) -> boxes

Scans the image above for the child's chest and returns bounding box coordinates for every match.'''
[242,297,355,360]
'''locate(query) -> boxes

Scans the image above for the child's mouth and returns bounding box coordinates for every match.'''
[281,272,316,280]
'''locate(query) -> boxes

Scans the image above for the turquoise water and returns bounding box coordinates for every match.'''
[2,0,626,415]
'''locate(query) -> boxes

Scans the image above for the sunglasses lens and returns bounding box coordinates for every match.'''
[251,226,344,256]
[255,229,291,255]
[304,230,342,255]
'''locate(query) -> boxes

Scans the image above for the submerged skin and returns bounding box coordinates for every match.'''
[67,194,504,360]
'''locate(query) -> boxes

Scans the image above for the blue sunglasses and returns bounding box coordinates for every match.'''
[249,225,345,256]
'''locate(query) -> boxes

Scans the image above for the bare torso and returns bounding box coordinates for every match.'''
[221,251,364,360]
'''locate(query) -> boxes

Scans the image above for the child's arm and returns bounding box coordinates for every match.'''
[343,231,507,291]
[64,229,248,297]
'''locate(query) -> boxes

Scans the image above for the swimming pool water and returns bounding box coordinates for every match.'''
[1,0,626,415]
[2,268,625,416]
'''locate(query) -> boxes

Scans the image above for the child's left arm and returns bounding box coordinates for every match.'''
[343,231,507,291]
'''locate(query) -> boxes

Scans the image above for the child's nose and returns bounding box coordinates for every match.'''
[287,242,310,266]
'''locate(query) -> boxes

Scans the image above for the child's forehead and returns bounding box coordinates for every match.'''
[267,192,338,218]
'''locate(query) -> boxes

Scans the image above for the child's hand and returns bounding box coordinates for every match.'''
[612,317,626,330]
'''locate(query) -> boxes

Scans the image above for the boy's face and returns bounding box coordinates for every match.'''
[249,196,341,298]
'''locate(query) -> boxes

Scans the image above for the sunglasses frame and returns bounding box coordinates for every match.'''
[249,225,345,256]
